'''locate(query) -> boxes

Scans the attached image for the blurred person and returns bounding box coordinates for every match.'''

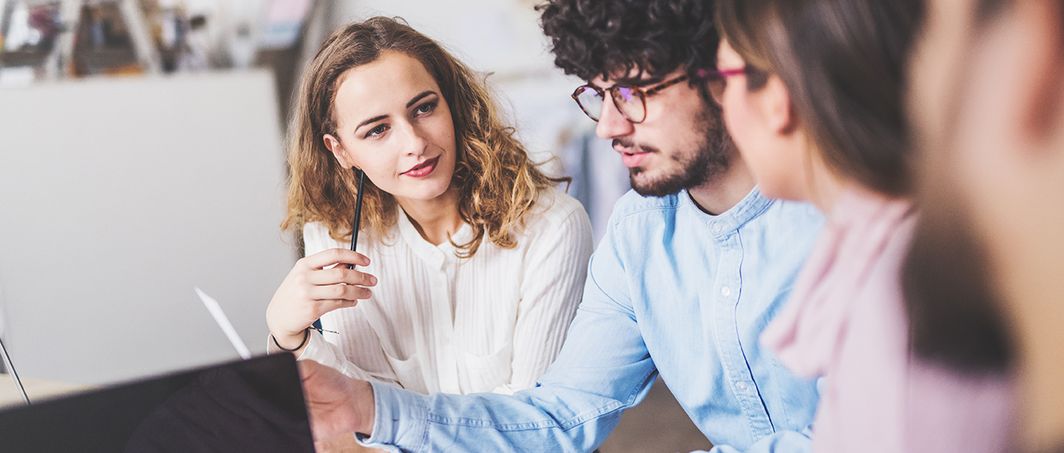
[714,0,1011,451]
[294,0,827,451]
[903,0,1064,451]
[266,17,594,399]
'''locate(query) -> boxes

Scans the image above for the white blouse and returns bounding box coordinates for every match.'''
[292,190,592,395]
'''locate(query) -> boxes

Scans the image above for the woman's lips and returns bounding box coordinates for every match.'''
[401,156,440,178]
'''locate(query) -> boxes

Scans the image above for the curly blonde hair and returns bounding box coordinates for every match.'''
[282,17,566,257]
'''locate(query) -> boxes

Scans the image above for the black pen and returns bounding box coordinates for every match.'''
[348,169,366,263]
[313,169,366,334]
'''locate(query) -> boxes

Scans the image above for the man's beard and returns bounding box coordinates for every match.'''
[902,187,1015,375]
[623,106,731,197]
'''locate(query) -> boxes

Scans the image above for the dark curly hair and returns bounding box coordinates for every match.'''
[537,0,719,83]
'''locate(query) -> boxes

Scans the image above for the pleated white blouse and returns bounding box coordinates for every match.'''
[290,190,593,395]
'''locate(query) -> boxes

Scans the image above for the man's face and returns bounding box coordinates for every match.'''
[910,1,1064,445]
[905,0,1064,371]
[910,0,1061,302]
[909,0,1061,277]
[903,0,1011,371]
[586,69,731,197]
[908,0,975,166]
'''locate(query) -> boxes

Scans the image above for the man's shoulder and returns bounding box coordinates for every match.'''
[754,199,825,233]
[607,190,681,224]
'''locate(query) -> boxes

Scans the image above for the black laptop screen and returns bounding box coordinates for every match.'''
[0,354,314,453]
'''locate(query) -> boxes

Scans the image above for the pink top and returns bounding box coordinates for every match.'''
[762,188,1014,452]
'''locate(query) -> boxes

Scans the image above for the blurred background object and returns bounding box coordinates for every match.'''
[0,69,291,386]
[0,0,64,82]
[69,0,153,76]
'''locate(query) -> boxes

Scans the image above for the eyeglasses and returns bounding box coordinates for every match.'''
[571,74,690,124]
[705,66,759,105]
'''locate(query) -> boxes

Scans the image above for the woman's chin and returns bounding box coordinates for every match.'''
[394,182,453,204]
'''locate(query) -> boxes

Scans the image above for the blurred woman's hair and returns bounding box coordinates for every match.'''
[716,0,925,196]
[283,17,564,257]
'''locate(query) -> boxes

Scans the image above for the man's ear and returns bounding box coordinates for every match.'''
[759,74,799,135]
[1014,1,1064,145]
[323,134,356,170]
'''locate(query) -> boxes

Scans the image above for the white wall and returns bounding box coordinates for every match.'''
[0,70,294,385]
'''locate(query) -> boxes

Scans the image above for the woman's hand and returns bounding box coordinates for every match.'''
[267,249,377,350]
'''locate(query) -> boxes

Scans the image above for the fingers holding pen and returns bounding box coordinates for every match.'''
[308,283,374,302]
[307,266,378,287]
[300,249,371,270]
[267,248,378,341]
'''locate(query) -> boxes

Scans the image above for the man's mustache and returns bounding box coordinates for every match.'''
[612,139,660,154]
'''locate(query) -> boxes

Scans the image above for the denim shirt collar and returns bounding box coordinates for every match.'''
[680,187,774,240]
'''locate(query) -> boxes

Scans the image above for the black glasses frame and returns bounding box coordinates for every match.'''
[571,74,691,123]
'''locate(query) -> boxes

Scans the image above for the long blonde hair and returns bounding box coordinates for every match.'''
[282,17,565,257]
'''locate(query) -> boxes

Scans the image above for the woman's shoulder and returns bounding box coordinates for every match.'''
[301,221,345,256]
[303,220,397,256]
[525,189,588,229]
[510,189,592,246]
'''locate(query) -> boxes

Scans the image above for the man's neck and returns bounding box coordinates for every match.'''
[687,158,757,216]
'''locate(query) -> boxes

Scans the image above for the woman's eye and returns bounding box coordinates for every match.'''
[365,124,389,138]
[414,101,437,116]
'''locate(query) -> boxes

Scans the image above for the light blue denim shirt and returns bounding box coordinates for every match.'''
[360,188,824,452]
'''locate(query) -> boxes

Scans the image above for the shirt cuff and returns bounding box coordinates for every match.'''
[297,330,326,361]
[357,381,429,451]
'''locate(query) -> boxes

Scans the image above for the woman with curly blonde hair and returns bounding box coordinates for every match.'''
[265,17,593,396]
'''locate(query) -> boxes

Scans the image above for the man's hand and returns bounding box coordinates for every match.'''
[299,360,376,441]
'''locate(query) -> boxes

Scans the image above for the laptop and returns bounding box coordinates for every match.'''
[0,354,314,453]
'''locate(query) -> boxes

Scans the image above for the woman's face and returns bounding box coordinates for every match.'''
[716,39,808,201]
[325,50,457,204]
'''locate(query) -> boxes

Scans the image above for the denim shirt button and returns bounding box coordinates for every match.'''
[721,286,732,297]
